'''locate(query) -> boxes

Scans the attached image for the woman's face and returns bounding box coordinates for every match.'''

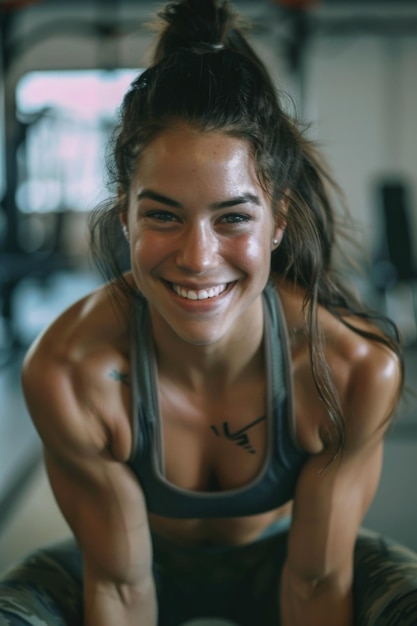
[121,126,283,347]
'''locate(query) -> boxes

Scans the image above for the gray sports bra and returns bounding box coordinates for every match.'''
[127,281,307,518]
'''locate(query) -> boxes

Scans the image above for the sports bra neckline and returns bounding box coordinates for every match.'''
[129,281,301,500]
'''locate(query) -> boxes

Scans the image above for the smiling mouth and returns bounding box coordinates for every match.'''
[170,283,229,301]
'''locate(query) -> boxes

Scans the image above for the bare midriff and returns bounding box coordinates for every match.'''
[148,501,293,547]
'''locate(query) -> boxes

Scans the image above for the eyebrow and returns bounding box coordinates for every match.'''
[136,189,261,209]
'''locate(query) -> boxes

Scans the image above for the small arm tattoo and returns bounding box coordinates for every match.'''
[109,369,131,387]
[210,415,266,454]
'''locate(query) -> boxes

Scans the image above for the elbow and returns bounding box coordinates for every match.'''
[85,570,157,614]
[281,564,354,626]
[113,577,155,608]
[283,564,321,603]
[282,560,353,603]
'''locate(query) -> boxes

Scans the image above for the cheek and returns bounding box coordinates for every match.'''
[129,245,157,289]
[231,233,272,270]
[131,233,167,267]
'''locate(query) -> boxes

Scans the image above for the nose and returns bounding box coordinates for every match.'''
[176,223,219,273]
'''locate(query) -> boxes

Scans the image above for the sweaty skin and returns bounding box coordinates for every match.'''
[22,128,401,626]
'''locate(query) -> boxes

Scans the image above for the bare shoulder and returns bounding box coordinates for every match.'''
[274,277,402,450]
[21,280,133,463]
[334,315,402,439]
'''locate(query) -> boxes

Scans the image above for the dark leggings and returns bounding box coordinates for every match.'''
[0,528,417,625]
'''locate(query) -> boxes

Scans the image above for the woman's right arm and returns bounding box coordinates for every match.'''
[21,336,157,626]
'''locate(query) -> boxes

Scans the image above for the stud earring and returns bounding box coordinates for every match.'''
[273,238,278,246]
[122,225,129,241]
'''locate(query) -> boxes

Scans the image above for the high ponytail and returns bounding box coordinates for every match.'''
[152,0,236,62]
[151,0,274,93]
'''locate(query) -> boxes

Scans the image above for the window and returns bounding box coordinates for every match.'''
[15,69,140,214]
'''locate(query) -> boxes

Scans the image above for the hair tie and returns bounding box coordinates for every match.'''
[193,42,225,53]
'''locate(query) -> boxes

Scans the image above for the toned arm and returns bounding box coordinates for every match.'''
[280,344,401,626]
[21,322,157,626]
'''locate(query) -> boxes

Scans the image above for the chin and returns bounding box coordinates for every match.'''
[174,329,225,347]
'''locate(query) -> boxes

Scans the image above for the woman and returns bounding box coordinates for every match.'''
[6,0,407,624]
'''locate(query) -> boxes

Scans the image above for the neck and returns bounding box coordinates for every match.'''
[149,301,265,392]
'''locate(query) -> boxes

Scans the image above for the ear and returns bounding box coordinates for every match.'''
[119,211,130,243]
[272,226,285,250]
[272,194,289,250]
[119,209,128,230]
[118,185,129,232]
[118,191,130,242]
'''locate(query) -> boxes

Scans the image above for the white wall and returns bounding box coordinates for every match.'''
[305,24,417,265]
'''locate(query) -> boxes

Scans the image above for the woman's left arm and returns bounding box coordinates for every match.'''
[280,346,402,626]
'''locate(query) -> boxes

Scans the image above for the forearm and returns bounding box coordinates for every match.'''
[280,561,354,626]
[84,575,157,626]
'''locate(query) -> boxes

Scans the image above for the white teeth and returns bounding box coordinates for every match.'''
[172,283,227,300]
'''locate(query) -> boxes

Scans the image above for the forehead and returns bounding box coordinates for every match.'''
[132,127,261,192]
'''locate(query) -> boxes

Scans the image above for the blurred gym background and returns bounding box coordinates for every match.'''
[0,0,416,573]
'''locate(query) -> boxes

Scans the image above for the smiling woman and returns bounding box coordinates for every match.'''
[0,1,416,626]
[119,128,279,347]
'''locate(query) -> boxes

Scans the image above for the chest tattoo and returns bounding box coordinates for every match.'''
[210,415,266,454]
